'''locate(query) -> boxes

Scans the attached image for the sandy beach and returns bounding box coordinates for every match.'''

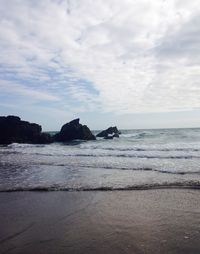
[0,189,200,254]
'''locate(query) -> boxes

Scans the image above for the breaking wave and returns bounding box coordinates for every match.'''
[1,181,200,192]
[1,128,200,193]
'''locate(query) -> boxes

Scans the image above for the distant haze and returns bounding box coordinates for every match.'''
[0,0,200,131]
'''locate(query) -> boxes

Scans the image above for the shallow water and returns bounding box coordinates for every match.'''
[0,128,200,191]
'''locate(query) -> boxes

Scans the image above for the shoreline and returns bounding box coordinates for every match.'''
[0,189,200,254]
[1,183,200,192]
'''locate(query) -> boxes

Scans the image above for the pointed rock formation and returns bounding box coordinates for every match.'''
[54,118,96,142]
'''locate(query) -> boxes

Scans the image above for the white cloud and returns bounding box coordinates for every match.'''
[0,0,200,115]
[0,80,60,101]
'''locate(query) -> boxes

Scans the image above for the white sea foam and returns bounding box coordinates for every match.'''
[1,128,200,191]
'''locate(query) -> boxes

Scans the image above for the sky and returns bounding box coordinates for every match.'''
[0,0,200,131]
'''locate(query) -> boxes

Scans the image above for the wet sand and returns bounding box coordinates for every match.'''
[0,189,200,254]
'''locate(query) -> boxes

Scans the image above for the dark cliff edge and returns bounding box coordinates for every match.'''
[0,116,52,144]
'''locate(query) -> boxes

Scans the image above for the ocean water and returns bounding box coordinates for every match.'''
[0,128,200,191]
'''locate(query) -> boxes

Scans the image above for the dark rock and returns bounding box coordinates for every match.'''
[113,133,120,138]
[38,132,53,144]
[0,115,52,144]
[96,126,121,138]
[104,135,114,140]
[54,118,96,142]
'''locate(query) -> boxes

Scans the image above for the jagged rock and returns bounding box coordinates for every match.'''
[38,132,53,144]
[104,135,114,140]
[0,115,52,144]
[54,118,96,142]
[113,133,120,138]
[96,126,121,138]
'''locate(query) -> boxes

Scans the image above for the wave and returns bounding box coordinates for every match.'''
[31,163,200,175]
[1,181,200,192]
[2,150,200,159]
[1,160,198,175]
[8,143,46,148]
[120,131,155,139]
[78,165,200,175]
[52,154,200,159]
[88,154,200,159]
[80,146,200,152]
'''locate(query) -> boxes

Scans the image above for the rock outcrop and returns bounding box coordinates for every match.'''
[0,115,52,144]
[96,126,121,139]
[54,118,96,142]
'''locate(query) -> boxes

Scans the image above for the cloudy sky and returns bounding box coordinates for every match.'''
[0,0,200,130]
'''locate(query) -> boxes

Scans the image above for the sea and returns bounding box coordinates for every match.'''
[0,128,200,192]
